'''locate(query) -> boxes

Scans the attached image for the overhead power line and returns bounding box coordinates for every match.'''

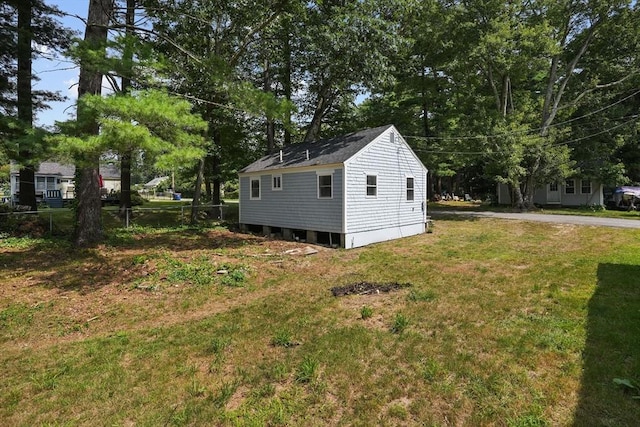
[404,88,640,142]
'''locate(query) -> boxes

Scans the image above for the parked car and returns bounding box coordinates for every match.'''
[606,186,640,210]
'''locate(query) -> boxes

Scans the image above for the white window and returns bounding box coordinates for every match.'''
[36,176,45,191]
[366,174,377,197]
[318,174,332,199]
[565,179,575,194]
[549,182,558,192]
[250,177,261,199]
[46,177,56,190]
[406,177,415,201]
[581,180,592,194]
[272,174,282,191]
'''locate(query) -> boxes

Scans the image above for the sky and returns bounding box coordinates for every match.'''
[34,1,89,127]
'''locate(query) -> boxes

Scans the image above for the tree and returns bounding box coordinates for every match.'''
[0,0,72,209]
[73,0,114,246]
[141,0,296,206]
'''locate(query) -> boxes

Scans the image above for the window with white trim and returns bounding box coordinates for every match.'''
[549,182,558,192]
[36,176,45,192]
[318,174,332,198]
[366,174,377,197]
[581,180,592,194]
[406,177,415,201]
[250,177,261,199]
[565,179,575,194]
[272,174,282,191]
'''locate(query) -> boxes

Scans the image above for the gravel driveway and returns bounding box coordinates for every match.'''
[432,210,640,229]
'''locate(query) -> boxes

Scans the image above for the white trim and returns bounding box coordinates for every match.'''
[250,177,261,200]
[565,179,576,195]
[239,163,343,178]
[580,179,592,194]
[365,173,378,198]
[317,172,333,199]
[342,164,348,233]
[271,174,282,191]
[405,175,415,201]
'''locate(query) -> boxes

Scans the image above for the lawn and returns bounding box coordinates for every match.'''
[1,216,639,426]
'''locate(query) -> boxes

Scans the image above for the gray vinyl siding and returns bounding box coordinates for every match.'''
[239,169,343,232]
[499,180,603,206]
[345,133,426,233]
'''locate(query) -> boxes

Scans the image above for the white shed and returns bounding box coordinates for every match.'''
[238,125,428,248]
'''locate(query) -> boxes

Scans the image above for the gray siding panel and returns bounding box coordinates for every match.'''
[240,169,343,232]
[345,133,426,233]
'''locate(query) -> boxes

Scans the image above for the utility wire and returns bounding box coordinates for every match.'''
[404,88,640,142]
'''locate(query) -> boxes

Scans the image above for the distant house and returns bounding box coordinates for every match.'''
[497,178,604,206]
[10,161,121,203]
[238,125,428,249]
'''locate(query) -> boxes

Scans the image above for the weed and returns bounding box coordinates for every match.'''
[271,329,295,347]
[360,305,373,320]
[187,379,207,397]
[407,289,436,302]
[421,357,441,381]
[295,356,319,383]
[220,267,246,287]
[252,383,276,399]
[31,365,70,392]
[212,382,236,408]
[209,336,231,356]
[391,313,409,334]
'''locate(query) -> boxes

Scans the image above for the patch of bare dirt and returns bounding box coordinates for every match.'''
[330,282,412,297]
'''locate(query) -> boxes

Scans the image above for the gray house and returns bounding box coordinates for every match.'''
[497,178,604,207]
[238,125,428,249]
[10,161,121,203]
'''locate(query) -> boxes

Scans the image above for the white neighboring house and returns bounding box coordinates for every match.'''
[10,161,121,203]
[497,178,605,206]
[239,125,428,249]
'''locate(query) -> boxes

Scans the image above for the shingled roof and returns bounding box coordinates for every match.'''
[10,161,121,179]
[239,125,393,174]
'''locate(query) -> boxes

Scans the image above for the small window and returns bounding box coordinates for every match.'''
[36,176,46,191]
[366,175,377,197]
[565,179,575,194]
[581,180,592,194]
[250,178,261,199]
[549,182,558,192]
[272,174,282,191]
[406,177,415,201]
[318,174,332,198]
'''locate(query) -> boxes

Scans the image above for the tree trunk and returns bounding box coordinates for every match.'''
[17,0,37,211]
[190,158,205,223]
[74,0,112,247]
[282,20,292,146]
[304,88,331,142]
[118,0,135,218]
[263,58,276,153]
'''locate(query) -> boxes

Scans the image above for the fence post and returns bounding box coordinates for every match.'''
[181,206,184,227]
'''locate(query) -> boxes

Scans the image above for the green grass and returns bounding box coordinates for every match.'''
[1,217,640,425]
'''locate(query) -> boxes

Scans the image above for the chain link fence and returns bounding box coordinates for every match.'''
[0,203,236,237]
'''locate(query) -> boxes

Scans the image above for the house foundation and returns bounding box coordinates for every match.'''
[239,224,345,248]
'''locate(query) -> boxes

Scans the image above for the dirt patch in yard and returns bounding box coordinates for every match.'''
[330,282,412,296]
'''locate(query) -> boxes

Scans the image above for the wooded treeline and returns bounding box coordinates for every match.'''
[1,0,639,245]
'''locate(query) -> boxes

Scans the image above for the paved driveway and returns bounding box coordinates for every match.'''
[432,210,640,229]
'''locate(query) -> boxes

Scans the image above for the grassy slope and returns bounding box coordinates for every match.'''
[1,218,639,426]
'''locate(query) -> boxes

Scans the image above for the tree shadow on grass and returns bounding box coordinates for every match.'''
[574,263,640,426]
[104,227,264,252]
[0,229,266,294]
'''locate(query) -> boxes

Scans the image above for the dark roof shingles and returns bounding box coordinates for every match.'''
[240,125,391,173]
